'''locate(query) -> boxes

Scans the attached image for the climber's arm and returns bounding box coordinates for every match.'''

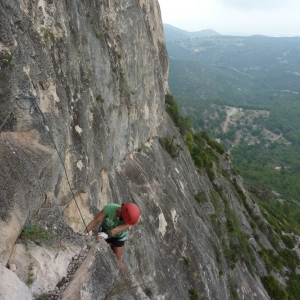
[84,210,106,234]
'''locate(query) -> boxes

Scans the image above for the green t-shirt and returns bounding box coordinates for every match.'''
[103,203,126,238]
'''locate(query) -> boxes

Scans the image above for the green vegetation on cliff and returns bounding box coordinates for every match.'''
[165,94,225,182]
[164,93,300,300]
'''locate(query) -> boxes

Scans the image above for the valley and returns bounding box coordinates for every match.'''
[167,35,300,105]
[165,27,300,202]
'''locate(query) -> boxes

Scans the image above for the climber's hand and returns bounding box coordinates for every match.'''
[97,232,108,240]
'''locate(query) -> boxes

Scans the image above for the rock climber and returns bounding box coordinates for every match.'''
[84,202,140,273]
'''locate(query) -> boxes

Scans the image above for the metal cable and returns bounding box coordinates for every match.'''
[0,99,17,131]
[0,94,89,233]
[45,126,89,231]
[31,96,90,233]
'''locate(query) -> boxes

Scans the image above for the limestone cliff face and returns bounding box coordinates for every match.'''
[0,0,167,263]
[0,1,279,299]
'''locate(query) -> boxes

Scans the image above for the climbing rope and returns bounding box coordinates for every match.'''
[0,94,89,234]
[0,95,38,130]
[0,99,18,131]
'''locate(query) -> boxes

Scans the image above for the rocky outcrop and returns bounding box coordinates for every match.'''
[0,0,286,299]
[0,264,32,300]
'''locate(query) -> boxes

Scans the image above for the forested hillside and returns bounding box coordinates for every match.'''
[166,34,300,205]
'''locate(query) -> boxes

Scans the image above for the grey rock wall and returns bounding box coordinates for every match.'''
[0,0,167,263]
[0,0,274,299]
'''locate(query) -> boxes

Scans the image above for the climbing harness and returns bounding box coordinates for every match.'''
[0,94,89,233]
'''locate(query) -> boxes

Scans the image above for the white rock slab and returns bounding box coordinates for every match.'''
[8,241,80,296]
[0,264,32,300]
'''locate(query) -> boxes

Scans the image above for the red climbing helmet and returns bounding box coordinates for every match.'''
[121,203,141,225]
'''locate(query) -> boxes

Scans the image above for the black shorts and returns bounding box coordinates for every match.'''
[99,224,126,247]
[105,237,126,247]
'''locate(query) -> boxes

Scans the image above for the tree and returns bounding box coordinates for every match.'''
[261,275,288,300]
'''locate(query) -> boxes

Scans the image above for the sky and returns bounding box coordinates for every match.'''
[158,0,300,36]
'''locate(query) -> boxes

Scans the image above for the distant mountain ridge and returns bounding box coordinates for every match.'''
[166,35,300,104]
[163,23,221,41]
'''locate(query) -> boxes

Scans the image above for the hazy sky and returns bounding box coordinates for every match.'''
[158,0,300,36]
